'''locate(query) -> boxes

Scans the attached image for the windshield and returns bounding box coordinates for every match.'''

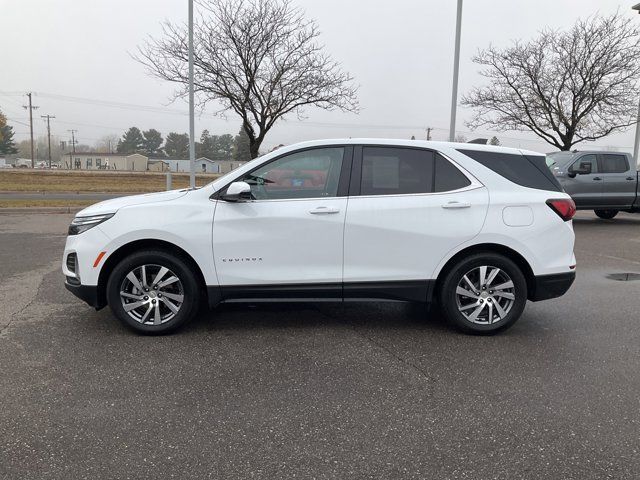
[547,151,576,167]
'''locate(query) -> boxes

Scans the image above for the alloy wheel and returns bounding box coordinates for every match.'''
[119,264,184,325]
[455,265,516,325]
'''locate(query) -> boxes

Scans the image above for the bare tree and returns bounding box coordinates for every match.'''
[136,0,359,159]
[462,12,640,151]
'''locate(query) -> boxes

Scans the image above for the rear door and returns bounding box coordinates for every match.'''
[342,146,488,301]
[565,154,602,207]
[598,153,636,208]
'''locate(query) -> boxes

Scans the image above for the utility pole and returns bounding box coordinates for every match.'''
[23,93,39,168]
[68,129,77,153]
[41,114,55,168]
[67,130,77,169]
[426,127,433,141]
[449,0,463,142]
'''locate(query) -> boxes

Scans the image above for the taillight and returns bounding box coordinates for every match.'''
[546,198,576,221]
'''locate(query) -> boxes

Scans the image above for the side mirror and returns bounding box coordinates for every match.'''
[220,181,252,202]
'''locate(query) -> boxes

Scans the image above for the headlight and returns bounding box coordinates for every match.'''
[68,213,114,235]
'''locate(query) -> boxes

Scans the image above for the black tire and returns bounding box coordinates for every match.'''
[594,209,618,220]
[438,253,528,334]
[106,250,201,334]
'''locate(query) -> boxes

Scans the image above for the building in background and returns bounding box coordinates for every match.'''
[159,157,247,174]
[61,152,148,171]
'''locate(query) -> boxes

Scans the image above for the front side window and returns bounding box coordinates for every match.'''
[361,147,434,195]
[240,147,344,200]
[570,154,597,174]
[599,154,629,173]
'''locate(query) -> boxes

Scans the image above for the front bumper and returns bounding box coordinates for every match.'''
[64,281,104,310]
[529,271,576,301]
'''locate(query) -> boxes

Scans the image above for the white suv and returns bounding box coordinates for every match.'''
[62,139,576,334]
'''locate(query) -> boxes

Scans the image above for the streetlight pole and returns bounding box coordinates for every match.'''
[188,0,196,189]
[449,0,463,142]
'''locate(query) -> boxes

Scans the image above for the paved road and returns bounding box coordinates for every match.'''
[0,211,639,479]
[0,192,130,201]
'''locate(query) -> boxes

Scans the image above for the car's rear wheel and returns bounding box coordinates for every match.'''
[594,209,618,220]
[439,253,527,334]
[106,250,200,334]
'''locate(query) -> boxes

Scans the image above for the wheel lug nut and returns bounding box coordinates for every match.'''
[143,296,148,300]
[152,299,156,304]
[158,294,162,298]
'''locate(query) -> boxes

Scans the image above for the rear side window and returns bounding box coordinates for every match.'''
[457,149,562,192]
[599,154,629,173]
[435,154,471,192]
[361,147,434,195]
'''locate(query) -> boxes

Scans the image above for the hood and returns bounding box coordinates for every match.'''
[76,189,190,217]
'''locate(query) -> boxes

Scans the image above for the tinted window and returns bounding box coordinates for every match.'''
[569,154,597,174]
[457,149,562,192]
[434,154,471,192]
[600,154,629,173]
[242,147,344,200]
[361,147,434,195]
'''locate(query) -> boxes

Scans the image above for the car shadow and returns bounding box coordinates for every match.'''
[183,301,453,334]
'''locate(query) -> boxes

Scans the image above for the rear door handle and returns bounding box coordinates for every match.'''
[442,201,471,209]
[593,177,602,181]
[309,207,340,214]
[627,177,635,181]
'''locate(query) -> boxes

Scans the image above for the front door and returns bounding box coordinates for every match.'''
[564,154,602,207]
[212,146,350,299]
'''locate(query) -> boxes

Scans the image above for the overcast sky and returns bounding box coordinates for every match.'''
[0,0,635,153]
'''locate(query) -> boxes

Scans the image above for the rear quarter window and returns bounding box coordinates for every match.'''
[457,149,563,192]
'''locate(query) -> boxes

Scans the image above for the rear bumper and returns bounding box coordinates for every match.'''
[529,271,576,301]
[64,280,104,310]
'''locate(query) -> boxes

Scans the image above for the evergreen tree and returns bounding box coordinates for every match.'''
[488,136,501,146]
[198,130,216,158]
[216,134,234,160]
[232,127,251,162]
[0,110,18,155]
[164,132,190,159]
[116,127,144,154]
[142,129,164,156]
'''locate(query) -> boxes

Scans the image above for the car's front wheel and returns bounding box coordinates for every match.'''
[439,253,527,334]
[594,209,618,220]
[106,250,200,334]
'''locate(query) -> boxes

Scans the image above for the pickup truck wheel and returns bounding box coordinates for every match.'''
[594,209,618,220]
[106,250,200,335]
[439,253,527,334]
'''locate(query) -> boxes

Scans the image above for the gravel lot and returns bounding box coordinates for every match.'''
[0,211,639,479]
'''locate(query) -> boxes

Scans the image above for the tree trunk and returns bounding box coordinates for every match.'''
[249,139,260,159]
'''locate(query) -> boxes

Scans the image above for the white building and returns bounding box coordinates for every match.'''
[61,153,148,171]
[158,157,247,174]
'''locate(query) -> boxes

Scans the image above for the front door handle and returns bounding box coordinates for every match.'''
[627,177,635,181]
[593,177,602,181]
[309,207,340,214]
[442,201,471,209]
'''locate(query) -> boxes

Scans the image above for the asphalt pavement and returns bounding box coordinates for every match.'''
[0,211,639,479]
